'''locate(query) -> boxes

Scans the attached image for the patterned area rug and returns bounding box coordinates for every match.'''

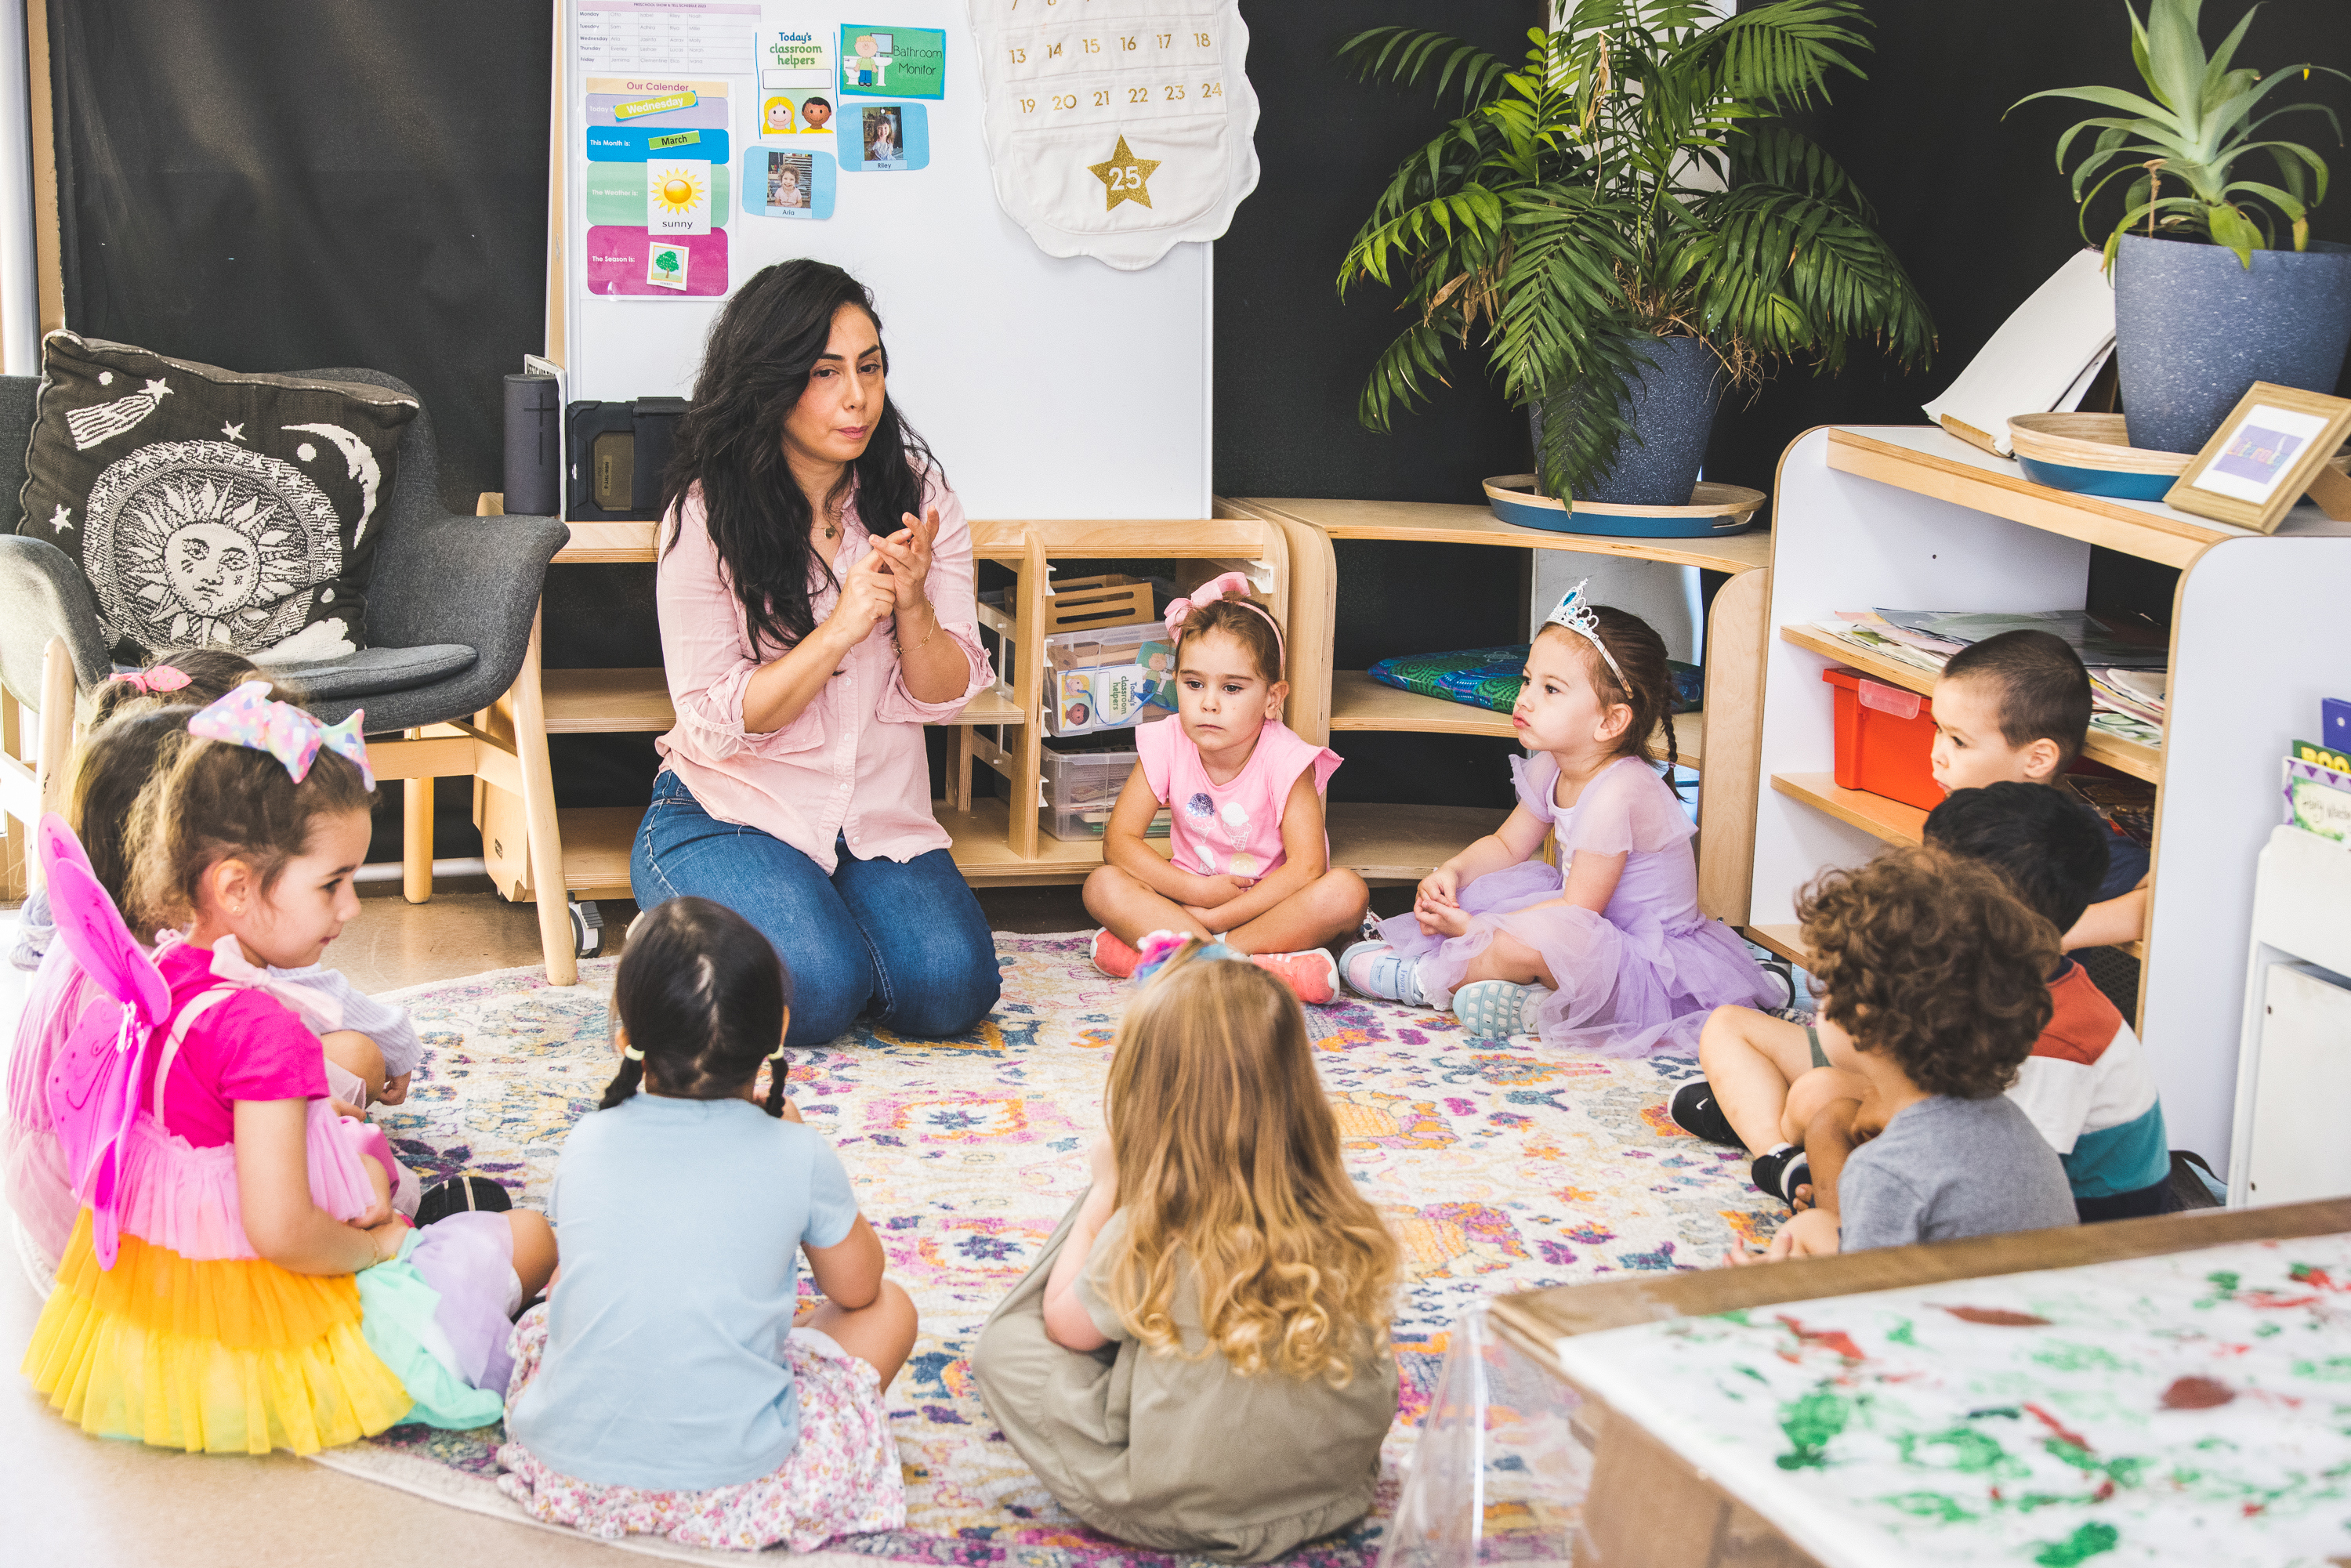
[315,932,1784,1563]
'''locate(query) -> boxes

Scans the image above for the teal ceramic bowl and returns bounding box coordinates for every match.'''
[2011,455,2176,500]
[1483,476,1766,538]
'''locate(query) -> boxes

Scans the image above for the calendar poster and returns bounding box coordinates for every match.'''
[965,0,1259,271]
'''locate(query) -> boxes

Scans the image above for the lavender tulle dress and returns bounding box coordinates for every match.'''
[1376,753,1777,1057]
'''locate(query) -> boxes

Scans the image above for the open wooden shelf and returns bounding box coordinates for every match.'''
[1329,801,1514,882]
[935,794,1509,887]
[1237,497,1773,575]
[1328,671,1704,766]
[1825,426,2351,571]
[1742,921,2141,972]
[1770,772,1928,847]
[552,806,643,900]
[1744,923,1810,968]
[554,520,660,563]
[1777,625,2162,784]
[537,667,1022,735]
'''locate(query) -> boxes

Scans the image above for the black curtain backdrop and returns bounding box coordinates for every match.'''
[42,0,659,860]
[1222,0,1544,809]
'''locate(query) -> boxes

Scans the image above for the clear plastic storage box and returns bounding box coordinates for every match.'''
[1041,745,1169,840]
[1043,621,1179,737]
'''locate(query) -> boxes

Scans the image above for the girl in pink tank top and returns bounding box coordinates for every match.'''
[1081,576,1367,1003]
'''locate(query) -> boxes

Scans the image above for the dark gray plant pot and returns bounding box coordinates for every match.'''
[2114,233,2351,454]
[1534,335,1726,505]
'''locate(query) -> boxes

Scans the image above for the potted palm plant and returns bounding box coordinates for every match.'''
[2016,0,2351,454]
[1337,0,1933,509]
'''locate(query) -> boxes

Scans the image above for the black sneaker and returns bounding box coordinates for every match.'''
[416,1175,513,1227]
[1668,1081,1741,1146]
[1751,1147,1813,1208]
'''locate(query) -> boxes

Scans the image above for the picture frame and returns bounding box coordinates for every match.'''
[2164,382,2351,534]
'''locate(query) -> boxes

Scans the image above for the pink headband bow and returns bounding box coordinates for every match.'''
[1163,572,1284,666]
[188,682,375,788]
[106,666,193,696]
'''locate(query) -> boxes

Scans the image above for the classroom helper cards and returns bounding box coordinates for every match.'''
[965,0,1260,270]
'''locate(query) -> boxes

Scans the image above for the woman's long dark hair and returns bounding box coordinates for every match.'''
[662,260,940,651]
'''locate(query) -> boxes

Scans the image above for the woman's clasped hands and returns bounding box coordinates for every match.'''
[819,507,940,650]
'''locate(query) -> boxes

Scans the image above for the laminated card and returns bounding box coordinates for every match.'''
[966,0,1260,272]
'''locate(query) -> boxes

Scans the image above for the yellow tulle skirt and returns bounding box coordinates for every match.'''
[21,1210,415,1454]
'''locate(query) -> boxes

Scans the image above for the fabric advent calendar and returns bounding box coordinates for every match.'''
[966,0,1259,272]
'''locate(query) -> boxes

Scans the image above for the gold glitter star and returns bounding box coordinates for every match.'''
[1088,136,1161,211]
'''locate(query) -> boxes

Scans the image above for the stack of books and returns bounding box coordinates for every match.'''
[1802,609,2168,749]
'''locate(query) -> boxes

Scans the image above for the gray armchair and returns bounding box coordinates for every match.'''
[0,368,585,982]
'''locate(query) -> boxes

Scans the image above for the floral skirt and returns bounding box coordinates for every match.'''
[494,1305,907,1552]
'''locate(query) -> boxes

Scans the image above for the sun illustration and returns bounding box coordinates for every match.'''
[83,439,342,652]
[653,167,705,215]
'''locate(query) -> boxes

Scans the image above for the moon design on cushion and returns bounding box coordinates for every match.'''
[82,439,342,652]
[282,422,384,543]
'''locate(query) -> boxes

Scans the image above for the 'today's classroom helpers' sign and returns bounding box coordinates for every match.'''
[838,25,946,98]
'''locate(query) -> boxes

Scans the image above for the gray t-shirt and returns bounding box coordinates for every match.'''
[1841,1094,2078,1251]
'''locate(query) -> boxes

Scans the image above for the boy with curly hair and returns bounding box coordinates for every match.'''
[1749,846,2077,1260]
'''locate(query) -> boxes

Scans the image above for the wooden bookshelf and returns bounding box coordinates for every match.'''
[1229,497,1770,924]
[1755,428,2349,1163]
[1328,670,1705,766]
[1777,624,2162,784]
[1768,773,1928,846]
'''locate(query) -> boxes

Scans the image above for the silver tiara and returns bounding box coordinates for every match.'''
[1542,579,1627,688]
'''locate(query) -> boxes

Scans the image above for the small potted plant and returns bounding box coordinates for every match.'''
[1336,0,1933,508]
[2016,0,2351,454]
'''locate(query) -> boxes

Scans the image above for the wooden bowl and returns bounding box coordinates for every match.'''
[2006,413,2191,499]
[1483,476,1766,538]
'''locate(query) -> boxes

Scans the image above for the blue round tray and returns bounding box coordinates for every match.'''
[1483,475,1766,538]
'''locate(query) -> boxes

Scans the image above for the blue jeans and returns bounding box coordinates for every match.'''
[630,770,1001,1047]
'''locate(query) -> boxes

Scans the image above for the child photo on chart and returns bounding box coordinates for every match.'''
[864,106,904,167]
[769,150,812,210]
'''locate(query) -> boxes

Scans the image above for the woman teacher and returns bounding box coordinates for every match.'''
[632,260,1001,1046]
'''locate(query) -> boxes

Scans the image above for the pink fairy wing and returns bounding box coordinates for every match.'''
[37,814,168,1022]
[35,813,168,1268]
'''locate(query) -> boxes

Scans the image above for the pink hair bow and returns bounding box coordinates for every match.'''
[106,665,193,695]
[1162,571,1285,663]
[188,681,375,788]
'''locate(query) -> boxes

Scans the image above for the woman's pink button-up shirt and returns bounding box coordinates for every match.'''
[653,477,993,873]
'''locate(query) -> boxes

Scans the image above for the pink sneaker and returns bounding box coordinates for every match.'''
[1251,949,1339,1005]
[1091,929,1141,979]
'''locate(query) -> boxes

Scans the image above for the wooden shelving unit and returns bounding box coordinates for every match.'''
[1776,624,2161,783]
[1767,772,1927,846]
[487,512,1331,896]
[1329,670,1706,766]
[1755,425,2351,1171]
[1226,497,1769,914]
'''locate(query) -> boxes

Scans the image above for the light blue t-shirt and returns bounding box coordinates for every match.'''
[507,1093,861,1490]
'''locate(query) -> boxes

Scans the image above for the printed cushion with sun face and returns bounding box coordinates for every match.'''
[16,332,418,664]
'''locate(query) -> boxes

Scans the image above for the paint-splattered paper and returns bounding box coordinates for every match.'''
[1552,1237,2351,1566]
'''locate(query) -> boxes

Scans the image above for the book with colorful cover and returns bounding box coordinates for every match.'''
[2284,752,2351,843]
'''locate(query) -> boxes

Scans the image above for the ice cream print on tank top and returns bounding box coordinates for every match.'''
[1139,717,1340,883]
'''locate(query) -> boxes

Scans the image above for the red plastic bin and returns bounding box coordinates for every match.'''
[1823,667,1942,811]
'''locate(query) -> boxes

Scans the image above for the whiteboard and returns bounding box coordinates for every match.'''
[560,0,1213,519]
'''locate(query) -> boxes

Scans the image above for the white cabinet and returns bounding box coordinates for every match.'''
[2231,825,2351,1205]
